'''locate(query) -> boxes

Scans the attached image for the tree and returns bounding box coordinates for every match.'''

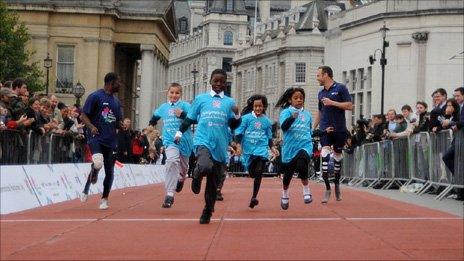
[0,0,44,93]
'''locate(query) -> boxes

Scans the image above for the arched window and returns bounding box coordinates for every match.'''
[224,31,233,46]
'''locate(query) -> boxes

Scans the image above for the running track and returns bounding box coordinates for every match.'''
[1,178,463,260]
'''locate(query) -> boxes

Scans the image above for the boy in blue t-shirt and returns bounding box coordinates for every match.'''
[149,83,193,208]
[175,69,240,224]
[80,72,122,210]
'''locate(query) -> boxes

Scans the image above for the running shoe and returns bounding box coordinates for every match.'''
[249,198,259,209]
[216,190,224,201]
[99,198,109,210]
[199,208,212,224]
[162,195,174,208]
[280,197,289,210]
[335,184,342,201]
[321,190,331,204]
[303,193,313,204]
[175,179,184,193]
[80,192,88,203]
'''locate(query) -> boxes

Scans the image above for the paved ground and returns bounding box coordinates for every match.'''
[1,177,463,260]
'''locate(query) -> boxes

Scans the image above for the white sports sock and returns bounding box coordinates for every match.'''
[303,185,310,195]
[282,189,289,198]
[167,192,174,197]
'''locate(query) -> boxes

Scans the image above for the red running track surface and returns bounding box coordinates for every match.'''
[1,177,463,260]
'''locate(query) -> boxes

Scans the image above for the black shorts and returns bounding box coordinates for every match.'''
[282,150,311,179]
[320,132,347,153]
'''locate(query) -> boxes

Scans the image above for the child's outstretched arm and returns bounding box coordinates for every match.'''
[174,117,195,144]
[281,111,299,131]
[148,115,161,127]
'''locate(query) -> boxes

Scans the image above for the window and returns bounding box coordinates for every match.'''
[224,31,233,46]
[179,17,188,34]
[222,57,233,72]
[56,45,75,93]
[294,62,306,83]
[226,0,234,12]
[225,82,232,96]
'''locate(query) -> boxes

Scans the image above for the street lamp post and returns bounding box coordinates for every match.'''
[72,81,85,107]
[43,53,52,96]
[369,22,389,116]
[191,66,199,132]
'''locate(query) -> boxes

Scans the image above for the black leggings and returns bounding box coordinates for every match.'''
[83,143,115,199]
[282,150,310,188]
[248,156,267,198]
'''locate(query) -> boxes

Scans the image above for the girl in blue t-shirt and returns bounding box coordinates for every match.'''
[174,69,240,224]
[276,87,313,210]
[235,95,277,209]
[148,83,193,209]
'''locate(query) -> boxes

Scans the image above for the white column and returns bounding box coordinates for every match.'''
[152,55,159,110]
[139,44,154,130]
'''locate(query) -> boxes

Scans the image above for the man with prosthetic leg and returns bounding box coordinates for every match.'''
[313,66,353,204]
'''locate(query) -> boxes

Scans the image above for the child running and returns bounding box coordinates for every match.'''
[235,94,277,208]
[148,83,193,208]
[175,69,240,224]
[275,87,313,210]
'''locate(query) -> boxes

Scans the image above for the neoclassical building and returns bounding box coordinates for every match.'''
[168,0,248,103]
[324,0,464,126]
[6,0,177,129]
[232,0,341,122]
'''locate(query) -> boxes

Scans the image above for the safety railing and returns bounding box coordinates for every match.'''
[340,130,461,200]
[0,130,87,165]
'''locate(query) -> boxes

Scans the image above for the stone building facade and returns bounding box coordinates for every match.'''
[6,0,177,129]
[324,0,464,126]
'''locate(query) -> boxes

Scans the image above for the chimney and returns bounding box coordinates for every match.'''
[258,1,270,22]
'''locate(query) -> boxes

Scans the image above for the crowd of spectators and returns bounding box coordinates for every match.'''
[0,78,85,137]
[348,87,464,148]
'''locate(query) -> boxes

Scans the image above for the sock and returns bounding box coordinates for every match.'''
[303,185,310,195]
[282,189,289,198]
[167,192,174,197]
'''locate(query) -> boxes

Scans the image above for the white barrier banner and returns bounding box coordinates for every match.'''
[1,163,165,214]
[0,166,41,214]
[114,164,136,188]
[51,163,86,199]
[23,165,72,206]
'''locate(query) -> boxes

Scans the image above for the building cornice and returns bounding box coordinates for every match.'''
[233,46,324,66]
[339,8,464,31]
[169,46,236,65]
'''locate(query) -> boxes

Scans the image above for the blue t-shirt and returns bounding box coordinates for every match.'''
[153,101,193,157]
[187,92,236,163]
[317,82,351,132]
[82,89,122,149]
[235,113,273,169]
[279,106,313,163]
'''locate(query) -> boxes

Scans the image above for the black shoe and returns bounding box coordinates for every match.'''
[161,195,174,208]
[191,176,202,194]
[216,191,224,201]
[176,179,184,193]
[89,167,99,184]
[249,198,259,209]
[199,208,212,224]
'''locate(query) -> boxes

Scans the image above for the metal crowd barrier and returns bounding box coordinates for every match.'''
[0,130,86,165]
[418,129,453,196]
[0,129,28,164]
[339,130,460,200]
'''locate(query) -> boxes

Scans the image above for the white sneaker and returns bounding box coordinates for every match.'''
[99,198,109,210]
[80,193,88,203]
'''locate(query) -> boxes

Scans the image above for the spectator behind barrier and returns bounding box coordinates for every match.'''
[429,88,447,131]
[385,109,397,133]
[367,114,386,142]
[412,101,430,134]
[434,98,460,133]
[117,118,133,163]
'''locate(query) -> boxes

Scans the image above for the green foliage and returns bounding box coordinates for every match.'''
[0,0,44,92]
